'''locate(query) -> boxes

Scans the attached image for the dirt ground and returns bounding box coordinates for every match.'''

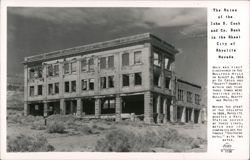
[7,110,207,152]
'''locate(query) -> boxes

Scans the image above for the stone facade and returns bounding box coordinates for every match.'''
[23,33,204,124]
[176,79,204,123]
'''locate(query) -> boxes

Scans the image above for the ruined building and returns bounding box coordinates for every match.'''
[23,33,204,124]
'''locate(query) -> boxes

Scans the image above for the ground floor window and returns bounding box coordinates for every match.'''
[122,95,144,115]
[82,98,95,115]
[101,98,115,114]
[29,103,43,116]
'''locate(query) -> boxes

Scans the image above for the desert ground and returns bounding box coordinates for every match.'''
[7,109,207,152]
[7,87,207,152]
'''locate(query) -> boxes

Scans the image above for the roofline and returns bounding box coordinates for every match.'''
[177,79,202,89]
[23,33,179,64]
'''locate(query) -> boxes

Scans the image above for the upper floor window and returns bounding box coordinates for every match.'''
[71,62,77,73]
[54,65,59,76]
[165,77,171,89]
[37,66,43,78]
[82,79,87,91]
[195,94,200,105]
[71,81,76,92]
[187,91,192,103]
[134,51,142,64]
[122,53,129,66]
[29,66,43,79]
[89,79,95,90]
[178,89,184,101]
[81,58,87,72]
[108,76,114,88]
[29,68,35,79]
[88,58,94,71]
[64,63,70,74]
[153,72,161,87]
[48,65,53,76]
[134,72,142,85]
[47,64,59,77]
[154,52,161,66]
[122,74,130,87]
[164,57,170,69]
[29,86,34,96]
[100,57,106,69]
[55,82,59,94]
[108,56,114,68]
[65,81,69,93]
[48,84,53,95]
[100,77,107,89]
[38,85,43,96]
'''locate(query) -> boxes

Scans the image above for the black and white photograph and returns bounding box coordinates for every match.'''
[6,7,207,152]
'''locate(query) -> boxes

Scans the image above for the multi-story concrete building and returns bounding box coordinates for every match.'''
[23,33,203,124]
[176,79,203,123]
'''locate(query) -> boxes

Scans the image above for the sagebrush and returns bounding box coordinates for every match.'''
[7,134,54,152]
[95,128,203,152]
[47,122,65,133]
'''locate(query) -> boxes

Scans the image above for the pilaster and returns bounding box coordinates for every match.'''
[144,91,153,123]
[181,107,186,123]
[170,99,176,122]
[77,98,82,117]
[42,63,47,100]
[59,62,64,98]
[76,59,81,96]
[70,100,74,114]
[163,98,167,124]
[191,108,194,122]
[156,95,161,123]
[115,95,122,121]
[60,99,65,115]
[95,98,101,118]
[43,101,48,117]
[24,102,29,116]
[198,110,202,123]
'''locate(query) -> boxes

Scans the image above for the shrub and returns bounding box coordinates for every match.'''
[95,129,133,152]
[7,111,23,124]
[191,139,200,149]
[31,120,46,130]
[91,124,105,131]
[92,124,98,129]
[47,115,75,124]
[47,122,65,133]
[96,126,105,131]
[7,134,55,152]
[95,128,202,152]
[79,125,93,134]
[22,115,44,125]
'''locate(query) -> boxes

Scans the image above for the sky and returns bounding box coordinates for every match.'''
[7,7,207,97]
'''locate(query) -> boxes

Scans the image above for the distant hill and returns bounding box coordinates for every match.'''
[7,73,23,85]
[7,74,24,110]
